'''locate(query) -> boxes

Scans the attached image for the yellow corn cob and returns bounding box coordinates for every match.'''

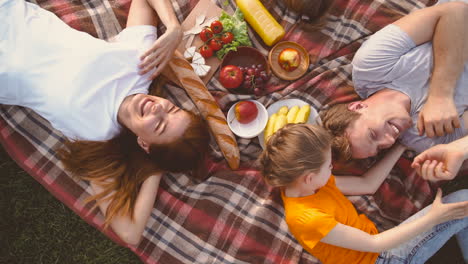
[286,106,300,123]
[236,0,285,46]
[264,113,277,142]
[273,114,287,133]
[294,104,311,124]
[277,106,289,115]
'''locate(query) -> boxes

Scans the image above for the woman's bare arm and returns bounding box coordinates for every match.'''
[90,173,162,246]
[135,0,183,79]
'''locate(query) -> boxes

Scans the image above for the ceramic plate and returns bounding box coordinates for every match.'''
[227,100,269,139]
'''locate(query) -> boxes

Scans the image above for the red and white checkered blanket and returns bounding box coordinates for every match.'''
[1,0,448,263]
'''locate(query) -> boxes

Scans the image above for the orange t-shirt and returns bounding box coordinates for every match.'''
[282,175,379,264]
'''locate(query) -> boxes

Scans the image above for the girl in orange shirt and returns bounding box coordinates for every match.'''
[259,123,468,264]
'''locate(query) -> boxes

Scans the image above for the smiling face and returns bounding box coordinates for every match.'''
[345,101,412,159]
[118,94,191,152]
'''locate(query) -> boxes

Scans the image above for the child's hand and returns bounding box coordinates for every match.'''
[411,143,465,181]
[427,189,468,225]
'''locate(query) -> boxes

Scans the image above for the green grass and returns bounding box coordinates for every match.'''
[1,144,466,264]
[0,146,141,264]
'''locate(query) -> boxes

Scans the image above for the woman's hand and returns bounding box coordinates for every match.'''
[139,25,183,80]
[426,189,468,225]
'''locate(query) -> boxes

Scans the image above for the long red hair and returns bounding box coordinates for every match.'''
[58,111,209,228]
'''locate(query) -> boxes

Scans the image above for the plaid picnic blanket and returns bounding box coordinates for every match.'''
[1,0,450,263]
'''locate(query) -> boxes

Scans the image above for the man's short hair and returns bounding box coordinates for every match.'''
[319,103,361,161]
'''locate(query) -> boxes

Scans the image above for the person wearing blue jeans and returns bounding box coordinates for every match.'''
[376,190,468,263]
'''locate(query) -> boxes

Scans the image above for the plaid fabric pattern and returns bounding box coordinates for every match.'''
[2,0,456,263]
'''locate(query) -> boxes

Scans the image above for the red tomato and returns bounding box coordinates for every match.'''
[199,27,213,42]
[221,32,234,44]
[199,44,213,58]
[219,65,244,89]
[210,20,223,34]
[208,39,223,51]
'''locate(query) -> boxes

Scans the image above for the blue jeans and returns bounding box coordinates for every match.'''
[375,189,468,264]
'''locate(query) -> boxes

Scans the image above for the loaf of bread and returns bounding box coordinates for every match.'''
[166,54,240,170]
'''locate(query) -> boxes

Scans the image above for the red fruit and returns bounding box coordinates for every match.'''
[235,101,258,124]
[210,20,223,34]
[199,27,213,42]
[208,39,223,51]
[278,48,301,72]
[219,65,244,89]
[221,32,234,44]
[199,44,213,58]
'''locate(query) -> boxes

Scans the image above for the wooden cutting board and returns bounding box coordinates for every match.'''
[177,0,223,84]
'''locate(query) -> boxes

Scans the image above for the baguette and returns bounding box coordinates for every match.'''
[166,53,240,170]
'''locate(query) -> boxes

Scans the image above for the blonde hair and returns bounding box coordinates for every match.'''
[319,103,361,161]
[258,124,332,187]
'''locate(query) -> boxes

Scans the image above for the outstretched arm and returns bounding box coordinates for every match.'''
[321,189,468,252]
[335,144,406,195]
[393,2,468,138]
[91,173,162,246]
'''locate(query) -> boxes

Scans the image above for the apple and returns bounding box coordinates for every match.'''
[219,65,244,89]
[278,48,301,72]
[235,101,258,124]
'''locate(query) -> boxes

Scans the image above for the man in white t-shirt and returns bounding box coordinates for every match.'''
[320,1,468,181]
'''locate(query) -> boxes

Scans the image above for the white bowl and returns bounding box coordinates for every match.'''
[227,100,268,139]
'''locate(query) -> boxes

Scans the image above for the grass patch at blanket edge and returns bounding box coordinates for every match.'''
[0,146,141,264]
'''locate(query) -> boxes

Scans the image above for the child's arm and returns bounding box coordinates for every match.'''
[335,144,406,195]
[91,173,162,246]
[320,189,468,252]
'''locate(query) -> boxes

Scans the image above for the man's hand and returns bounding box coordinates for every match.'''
[411,143,465,181]
[417,96,460,138]
[138,26,183,80]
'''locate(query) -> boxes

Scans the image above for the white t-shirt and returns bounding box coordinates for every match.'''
[1,0,156,141]
[352,24,468,153]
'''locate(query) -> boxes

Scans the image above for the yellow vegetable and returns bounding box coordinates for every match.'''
[236,0,285,46]
[286,106,300,123]
[277,106,289,115]
[273,114,287,133]
[294,104,311,124]
[264,113,277,141]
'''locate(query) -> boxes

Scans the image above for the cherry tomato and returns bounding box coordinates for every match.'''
[199,27,213,42]
[221,32,234,44]
[210,20,223,34]
[208,39,223,51]
[199,44,213,58]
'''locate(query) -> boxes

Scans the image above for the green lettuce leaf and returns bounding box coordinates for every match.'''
[217,8,252,59]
